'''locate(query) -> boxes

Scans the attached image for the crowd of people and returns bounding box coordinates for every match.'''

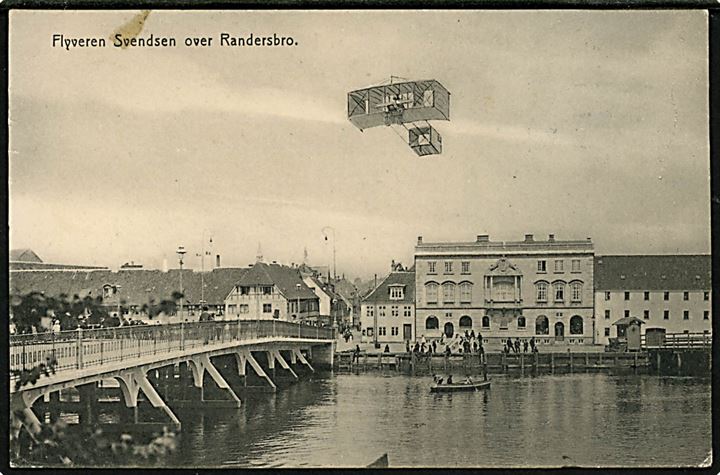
[405,330,486,357]
[503,337,539,354]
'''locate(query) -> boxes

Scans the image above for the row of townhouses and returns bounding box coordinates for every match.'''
[360,234,711,347]
[9,253,355,328]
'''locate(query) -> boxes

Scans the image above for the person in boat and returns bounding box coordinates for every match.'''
[447,375,453,384]
[463,376,473,384]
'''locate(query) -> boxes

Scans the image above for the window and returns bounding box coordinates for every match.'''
[461,261,470,274]
[643,310,650,320]
[428,261,436,274]
[517,316,526,328]
[683,291,689,301]
[263,304,272,313]
[553,282,565,302]
[425,283,438,303]
[444,261,453,274]
[605,292,611,301]
[445,312,453,319]
[391,306,399,317]
[482,316,490,328]
[389,287,404,300]
[535,315,549,335]
[366,328,374,337]
[571,282,582,302]
[536,282,548,303]
[624,292,630,300]
[425,316,439,329]
[664,310,670,320]
[642,291,649,301]
[569,316,583,335]
[664,292,669,301]
[391,327,399,336]
[537,260,547,272]
[624,310,630,318]
[227,304,237,314]
[571,259,581,273]
[605,310,610,320]
[404,306,412,317]
[459,316,472,328]
[239,304,249,314]
[262,286,272,295]
[378,306,386,317]
[604,328,611,337]
[366,306,374,317]
[683,310,689,320]
[704,311,709,320]
[378,327,386,336]
[704,291,709,301]
[555,260,564,273]
[442,283,455,303]
[240,286,250,296]
[459,282,472,303]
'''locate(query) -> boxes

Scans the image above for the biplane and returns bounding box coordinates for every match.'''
[347,77,451,156]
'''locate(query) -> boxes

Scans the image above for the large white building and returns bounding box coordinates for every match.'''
[594,255,712,345]
[414,234,595,348]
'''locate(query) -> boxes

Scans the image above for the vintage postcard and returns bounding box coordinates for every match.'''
[7,9,712,469]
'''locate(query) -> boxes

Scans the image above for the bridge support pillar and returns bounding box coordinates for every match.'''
[78,382,98,425]
[311,342,335,370]
[237,350,276,391]
[268,349,298,380]
[292,348,315,373]
[115,368,181,430]
[187,354,241,407]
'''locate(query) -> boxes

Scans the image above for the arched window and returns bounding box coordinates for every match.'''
[535,281,548,303]
[459,315,472,328]
[459,282,473,303]
[444,322,454,338]
[425,316,439,329]
[482,316,490,328]
[517,316,526,328]
[442,282,456,304]
[570,315,583,335]
[571,281,583,302]
[535,315,549,335]
[425,282,438,303]
[553,282,565,302]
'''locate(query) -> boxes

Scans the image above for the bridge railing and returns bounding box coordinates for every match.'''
[641,331,712,349]
[10,320,335,382]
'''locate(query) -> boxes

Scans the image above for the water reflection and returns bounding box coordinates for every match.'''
[168,373,710,468]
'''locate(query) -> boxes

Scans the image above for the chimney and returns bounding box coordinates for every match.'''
[216,254,221,268]
[476,234,489,242]
[391,259,396,271]
[548,234,555,242]
[524,234,534,242]
[417,236,423,244]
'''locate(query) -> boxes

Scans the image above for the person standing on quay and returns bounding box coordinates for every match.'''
[406,340,410,353]
[523,339,529,353]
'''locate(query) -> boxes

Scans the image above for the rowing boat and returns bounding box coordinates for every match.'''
[430,380,491,393]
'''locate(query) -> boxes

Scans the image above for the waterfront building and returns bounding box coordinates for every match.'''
[224,262,320,322]
[301,272,352,327]
[360,262,416,346]
[414,234,595,347]
[593,255,712,345]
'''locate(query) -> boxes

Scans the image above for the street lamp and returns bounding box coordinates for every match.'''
[296,283,301,322]
[176,245,186,321]
[114,284,123,325]
[321,226,336,281]
[196,230,212,315]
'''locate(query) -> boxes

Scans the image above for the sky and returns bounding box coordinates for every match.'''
[9,10,710,279]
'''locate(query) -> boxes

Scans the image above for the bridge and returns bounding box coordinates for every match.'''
[10,320,335,435]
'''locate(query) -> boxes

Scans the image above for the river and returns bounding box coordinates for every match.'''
[167,372,711,468]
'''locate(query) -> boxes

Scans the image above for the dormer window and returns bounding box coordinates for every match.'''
[389,285,405,300]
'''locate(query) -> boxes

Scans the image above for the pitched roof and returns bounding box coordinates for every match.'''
[594,255,711,291]
[362,271,415,304]
[9,267,248,306]
[10,249,43,263]
[612,316,645,326]
[236,262,317,300]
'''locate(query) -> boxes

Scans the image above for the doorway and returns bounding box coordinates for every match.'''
[554,322,565,341]
[403,324,412,341]
[444,322,454,338]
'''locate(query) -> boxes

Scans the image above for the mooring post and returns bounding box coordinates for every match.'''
[550,352,555,373]
[501,352,507,373]
[585,352,589,370]
[482,354,488,381]
[569,349,573,372]
[520,353,524,373]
